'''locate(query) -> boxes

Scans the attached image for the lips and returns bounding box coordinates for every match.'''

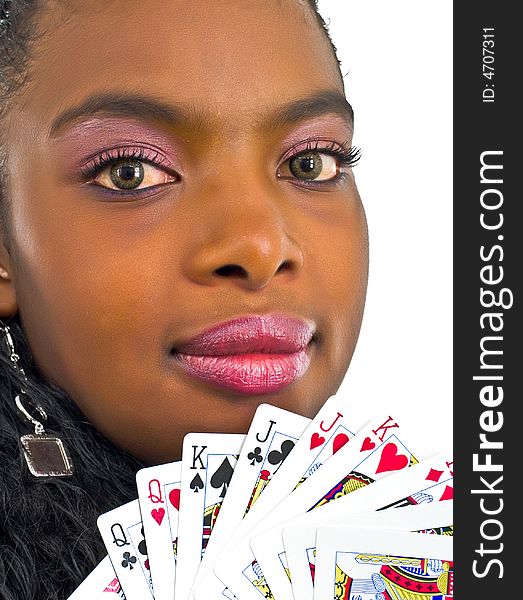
[171,314,315,394]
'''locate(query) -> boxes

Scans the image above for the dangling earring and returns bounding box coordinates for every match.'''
[1,322,74,477]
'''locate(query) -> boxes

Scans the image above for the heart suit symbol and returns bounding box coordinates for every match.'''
[310,432,325,450]
[375,442,409,474]
[360,436,376,452]
[332,433,349,455]
[151,507,165,525]
[169,488,181,510]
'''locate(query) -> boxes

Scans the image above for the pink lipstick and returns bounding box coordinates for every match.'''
[171,314,314,394]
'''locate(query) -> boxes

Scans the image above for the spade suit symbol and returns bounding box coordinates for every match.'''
[210,457,234,498]
[190,473,204,493]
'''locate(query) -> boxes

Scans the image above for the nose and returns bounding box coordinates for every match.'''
[184,183,304,291]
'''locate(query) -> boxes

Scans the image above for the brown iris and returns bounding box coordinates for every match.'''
[289,151,324,180]
[110,159,145,189]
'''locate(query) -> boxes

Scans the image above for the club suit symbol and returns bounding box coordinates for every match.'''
[267,439,295,473]
[121,551,137,570]
[138,526,150,570]
[138,526,147,557]
[247,447,263,465]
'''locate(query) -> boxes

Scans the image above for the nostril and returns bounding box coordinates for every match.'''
[277,260,293,274]
[215,264,248,278]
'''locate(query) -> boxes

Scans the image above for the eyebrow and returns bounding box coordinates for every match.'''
[49,90,354,138]
[49,93,189,137]
[263,90,354,131]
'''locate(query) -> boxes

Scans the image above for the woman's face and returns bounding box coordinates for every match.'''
[0,0,368,463]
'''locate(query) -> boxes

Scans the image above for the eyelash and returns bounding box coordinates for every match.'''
[80,146,171,178]
[279,140,361,186]
[80,140,361,196]
[283,139,360,165]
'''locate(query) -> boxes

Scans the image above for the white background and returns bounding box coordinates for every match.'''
[318,1,453,458]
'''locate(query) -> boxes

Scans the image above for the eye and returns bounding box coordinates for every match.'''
[94,158,176,191]
[81,147,179,193]
[277,143,361,185]
[286,150,339,182]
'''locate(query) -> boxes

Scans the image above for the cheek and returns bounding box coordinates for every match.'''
[8,171,173,388]
[306,197,368,361]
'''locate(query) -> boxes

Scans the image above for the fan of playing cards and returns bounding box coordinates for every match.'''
[68,398,454,600]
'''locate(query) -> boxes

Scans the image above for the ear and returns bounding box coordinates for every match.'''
[0,239,17,318]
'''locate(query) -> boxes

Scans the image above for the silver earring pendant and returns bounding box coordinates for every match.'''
[1,323,74,477]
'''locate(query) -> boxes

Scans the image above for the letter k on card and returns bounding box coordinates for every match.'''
[354,415,417,479]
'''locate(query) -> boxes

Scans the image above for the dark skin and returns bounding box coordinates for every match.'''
[0,0,368,464]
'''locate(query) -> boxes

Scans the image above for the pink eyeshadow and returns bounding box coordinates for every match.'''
[51,117,181,175]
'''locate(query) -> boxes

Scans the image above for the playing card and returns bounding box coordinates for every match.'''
[193,404,310,600]
[243,393,360,524]
[313,527,453,599]
[96,499,152,600]
[174,432,245,600]
[215,414,416,600]
[136,460,182,600]
[247,415,419,600]
[66,555,125,599]
[250,455,453,600]
[199,394,359,598]
[283,501,453,600]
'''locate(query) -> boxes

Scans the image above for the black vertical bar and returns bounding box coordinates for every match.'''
[454,1,516,597]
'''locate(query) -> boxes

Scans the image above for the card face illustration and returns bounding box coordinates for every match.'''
[216,414,416,600]
[254,455,453,600]
[136,460,182,600]
[282,501,453,600]
[313,528,453,600]
[248,420,419,600]
[96,499,152,600]
[174,432,245,600]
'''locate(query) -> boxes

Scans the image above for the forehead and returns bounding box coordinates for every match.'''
[15,0,343,132]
